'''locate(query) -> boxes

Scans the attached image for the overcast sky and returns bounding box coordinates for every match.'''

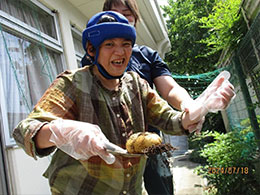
[158,0,169,22]
[159,0,168,6]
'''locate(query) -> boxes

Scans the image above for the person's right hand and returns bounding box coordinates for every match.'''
[49,118,115,164]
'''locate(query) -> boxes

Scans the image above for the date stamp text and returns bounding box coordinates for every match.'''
[208,167,249,174]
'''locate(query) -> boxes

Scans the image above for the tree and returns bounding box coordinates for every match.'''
[162,0,219,75]
[200,0,246,58]
[162,0,246,75]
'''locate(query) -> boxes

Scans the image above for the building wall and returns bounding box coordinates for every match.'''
[7,148,51,194]
[39,0,88,70]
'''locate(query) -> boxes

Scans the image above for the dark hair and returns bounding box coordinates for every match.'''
[97,14,117,24]
[102,0,140,25]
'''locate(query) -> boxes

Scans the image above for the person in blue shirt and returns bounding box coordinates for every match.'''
[81,0,201,194]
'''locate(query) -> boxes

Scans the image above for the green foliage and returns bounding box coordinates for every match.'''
[189,112,225,164]
[202,112,226,133]
[162,0,219,74]
[195,128,260,195]
[189,130,215,164]
[161,0,247,74]
[199,0,247,57]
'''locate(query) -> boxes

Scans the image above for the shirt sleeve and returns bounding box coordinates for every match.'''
[138,45,172,80]
[136,74,187,135]
[12,71,78,159]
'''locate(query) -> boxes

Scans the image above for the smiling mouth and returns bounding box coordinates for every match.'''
[112,59,125,66]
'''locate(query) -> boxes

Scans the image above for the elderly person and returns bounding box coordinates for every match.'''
[13,11,234,195]
[80,1,202,194]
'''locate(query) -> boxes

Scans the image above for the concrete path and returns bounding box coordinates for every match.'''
[171,151,206,195]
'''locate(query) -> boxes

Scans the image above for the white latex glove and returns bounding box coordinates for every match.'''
[49,118,115,164]
[188,71,236,121]
[187,116,205,134]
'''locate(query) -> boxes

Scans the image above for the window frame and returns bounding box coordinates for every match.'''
[0,0,63,53]
[0,124,10,195]
[71,25,85,67]
[0,76,14,146]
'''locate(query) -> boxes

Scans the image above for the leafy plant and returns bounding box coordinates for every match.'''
[162,0,247,74]
[195,127,259,195]
[189,112,226,164]
[162,0,219,74]
[199,0,247,57]
[189,130,215,164]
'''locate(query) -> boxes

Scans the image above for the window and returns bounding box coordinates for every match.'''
[71,26,85,67]
[0,0,57,39]
[0,0,64,146]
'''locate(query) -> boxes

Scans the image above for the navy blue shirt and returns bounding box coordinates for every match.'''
[81,44,172,133]
[127,45,172,88]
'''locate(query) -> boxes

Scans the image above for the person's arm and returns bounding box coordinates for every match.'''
[34,123,54,149]
[138,46,192,110]
[12,71,77,158]
[145,73,235,133]
[154,75,192,110]
[137,75,194,135]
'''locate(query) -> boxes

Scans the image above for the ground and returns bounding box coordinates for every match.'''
[172,150,206,195]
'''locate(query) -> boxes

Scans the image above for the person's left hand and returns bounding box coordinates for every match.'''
[195,71,236,114]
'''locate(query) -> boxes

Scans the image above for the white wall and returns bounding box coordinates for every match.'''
[7,148,51,195]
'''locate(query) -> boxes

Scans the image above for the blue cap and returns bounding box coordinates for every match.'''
[82,11,136,51]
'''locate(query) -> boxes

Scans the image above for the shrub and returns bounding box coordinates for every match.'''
[195,128,259,195]
[189,130,214,164]
[189,112,225,164]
